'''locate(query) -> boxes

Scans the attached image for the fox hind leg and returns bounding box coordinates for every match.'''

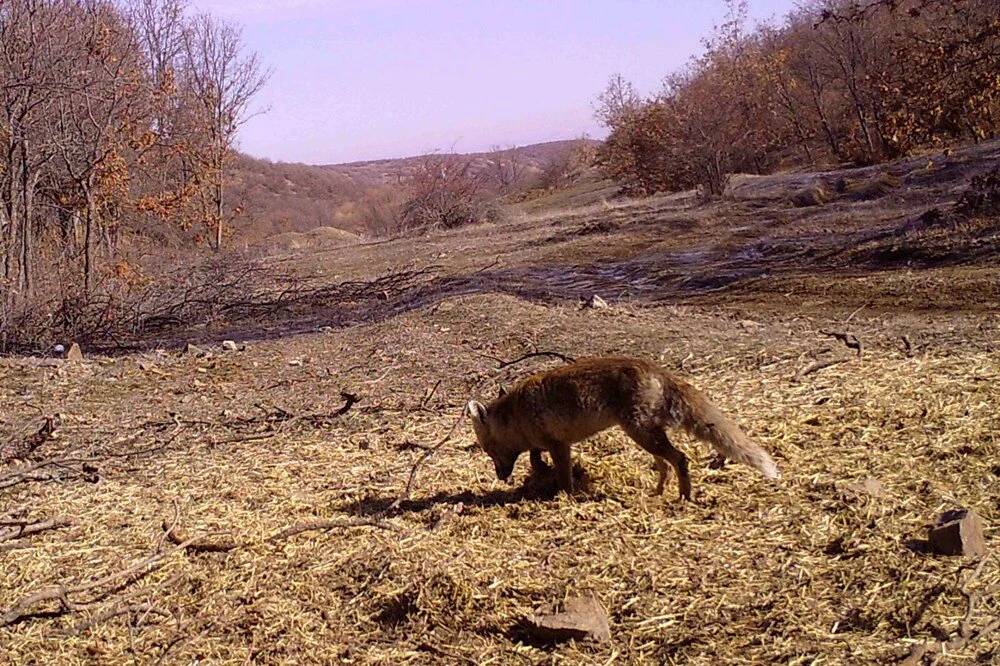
[624,427,692,501]
[529,449,549,473]
[652,458,672,497]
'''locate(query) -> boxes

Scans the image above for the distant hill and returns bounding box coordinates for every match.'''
[321,139,598,188]
[229,139,597,243]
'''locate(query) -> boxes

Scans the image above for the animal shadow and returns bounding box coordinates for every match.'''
[340,463,599,518]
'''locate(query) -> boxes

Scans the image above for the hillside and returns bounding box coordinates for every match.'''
[229,139,597,242]
[322,139,599,187]
[2,139,998,663]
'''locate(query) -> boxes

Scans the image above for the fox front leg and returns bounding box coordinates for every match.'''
[549,442,574,494]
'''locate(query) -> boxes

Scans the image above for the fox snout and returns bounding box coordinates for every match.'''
[467,400,518,483]
[493,456,516,483]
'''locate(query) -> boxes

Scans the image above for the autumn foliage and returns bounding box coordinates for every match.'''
[597,0,1000,196]
[0,0,267,351]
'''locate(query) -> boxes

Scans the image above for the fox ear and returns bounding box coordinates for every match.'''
[497,384,508,398]
[466,400,487,422]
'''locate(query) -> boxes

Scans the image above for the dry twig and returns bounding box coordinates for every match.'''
[1,533,210,627]
[820,329,864,357]
[795,357,850,380]
[0,415,61,463]
[494,350,576,369]
[71,603,171,636]
[0,516,73,543]
[161,519,238,553]
[899,558,999,665]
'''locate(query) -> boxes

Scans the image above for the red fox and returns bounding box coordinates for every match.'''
[467,357,779,500]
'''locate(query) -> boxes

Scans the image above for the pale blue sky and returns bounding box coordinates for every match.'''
[189,0,799,164]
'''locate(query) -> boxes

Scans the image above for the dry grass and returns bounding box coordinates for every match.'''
[2,143,999,664]
[1,293,997,664]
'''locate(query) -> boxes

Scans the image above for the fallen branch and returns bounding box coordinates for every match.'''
[0,516,73,543]
[161,519,238,553]
[419,380,443,410]
[900,335,915,357]
[335,391,360,416]
[899,558,998,665]
[384,410,468,516]
[0,415,61,463]
[820,330,863,358]
[794,357,850,380]
[71,602,171,636]
[495,351,576,370]
[0,429,182,491]
[2,533,208,627]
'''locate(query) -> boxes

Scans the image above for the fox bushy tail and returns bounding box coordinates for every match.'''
[676,385,780,479]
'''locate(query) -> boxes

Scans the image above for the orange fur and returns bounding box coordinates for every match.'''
[467,357,779,500]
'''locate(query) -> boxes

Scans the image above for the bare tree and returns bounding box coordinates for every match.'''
[487,145,524,195]
[50,1,153,296]
[594,73,640,128]
[0,1,83,294]
[181,13,269,251]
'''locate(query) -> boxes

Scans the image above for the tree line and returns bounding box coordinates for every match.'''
[1,0,267,350]
[596,0,1000,196]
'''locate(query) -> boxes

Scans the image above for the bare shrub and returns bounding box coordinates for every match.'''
[358,187,407,237]
[395,156,505,234]
[0,238,282,354]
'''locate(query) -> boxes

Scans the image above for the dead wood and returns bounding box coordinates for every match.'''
[0,429,183,491]
[335,391,359,415]
[384,410,467,515]
[795,357,850,380]
[419,380,443,409]
[0,516,73,543]
[1,533,208,627]
[494,350,576,369]
[901,335,915,356]
[820,329,863,357]
[0,415,61,463]
[71,602,171,636]
[899,558,999,665]
[161,519,238,553]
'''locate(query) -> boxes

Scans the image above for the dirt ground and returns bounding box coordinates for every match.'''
[1,143,998,664]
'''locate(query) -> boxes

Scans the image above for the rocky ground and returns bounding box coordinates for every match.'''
[1,142,998,664]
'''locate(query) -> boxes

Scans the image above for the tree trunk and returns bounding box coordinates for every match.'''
[84,195,95,299]
[214,175,223,252]
[18,142,32,294]
[3,141,18,283]
[806,66,841,159]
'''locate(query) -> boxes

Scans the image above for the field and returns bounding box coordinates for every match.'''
[1,142,998,664]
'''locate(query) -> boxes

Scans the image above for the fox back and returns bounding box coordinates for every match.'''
[467,356,779,494]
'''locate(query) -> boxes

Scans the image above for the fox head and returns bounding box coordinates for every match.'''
[466,400,519,482]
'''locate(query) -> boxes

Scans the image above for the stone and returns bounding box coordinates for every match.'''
[524,593,611,643]
[183,343,204,356]
[928,509,987,557]
[843,477,884,499]
[221,340,239,352]
[585,295,609,310]
[65,343,84,362]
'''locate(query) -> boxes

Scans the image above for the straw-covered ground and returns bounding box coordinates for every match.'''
[2,143,998,664]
